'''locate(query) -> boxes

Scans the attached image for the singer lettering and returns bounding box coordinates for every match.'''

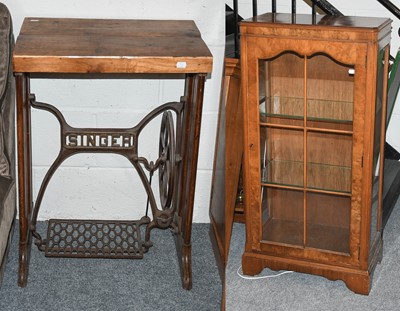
[65,133,134,149]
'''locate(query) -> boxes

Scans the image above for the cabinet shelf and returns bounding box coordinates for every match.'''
[260,96,353,124]
[262,218,350,254]
[261,160,351,194]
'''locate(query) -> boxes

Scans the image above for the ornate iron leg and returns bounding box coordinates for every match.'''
[16,76,201,289]
[174,73,206,290]
[26,95,184,260]
[16,74,33,287]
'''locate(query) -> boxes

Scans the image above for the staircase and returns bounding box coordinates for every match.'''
[225,4,242,58]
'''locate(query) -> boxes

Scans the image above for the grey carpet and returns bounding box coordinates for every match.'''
[226,199,400,311]
[0,222,221,311]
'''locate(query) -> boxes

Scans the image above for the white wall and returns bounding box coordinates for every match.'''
[3,0,225,222]
[227,0,400,152]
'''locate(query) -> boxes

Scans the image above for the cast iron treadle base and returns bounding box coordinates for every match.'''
[45,218,149,259]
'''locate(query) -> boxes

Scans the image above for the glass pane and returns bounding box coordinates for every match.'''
[306,53,354,128]
[370,48,386,253]
[260,126,303,187]
[306,192,350,254]
[259,52,304,125]
[262,187,304,246]
[306,131,352,193]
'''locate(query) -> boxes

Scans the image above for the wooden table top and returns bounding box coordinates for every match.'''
[13,18,213,74]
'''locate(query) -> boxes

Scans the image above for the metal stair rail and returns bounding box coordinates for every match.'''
[226,0,343,58]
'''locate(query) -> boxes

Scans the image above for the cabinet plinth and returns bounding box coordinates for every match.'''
[240,13,391,295]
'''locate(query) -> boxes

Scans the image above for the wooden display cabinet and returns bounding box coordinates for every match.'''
[240,13,391,295]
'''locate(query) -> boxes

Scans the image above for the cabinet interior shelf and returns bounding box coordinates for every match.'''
[260,96,353,124]
[261,160,351,194]
[262,218,350,254]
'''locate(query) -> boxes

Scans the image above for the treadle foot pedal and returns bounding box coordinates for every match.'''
[45,218,149,259]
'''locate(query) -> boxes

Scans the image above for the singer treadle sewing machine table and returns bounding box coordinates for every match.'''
[12,17,212,289]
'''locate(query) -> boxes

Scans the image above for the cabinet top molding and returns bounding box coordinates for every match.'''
[241,13,392,44]
[13,18,213,74]
[242,13,391,30]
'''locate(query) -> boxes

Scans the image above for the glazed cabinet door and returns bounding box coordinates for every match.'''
[243,40,368,265]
